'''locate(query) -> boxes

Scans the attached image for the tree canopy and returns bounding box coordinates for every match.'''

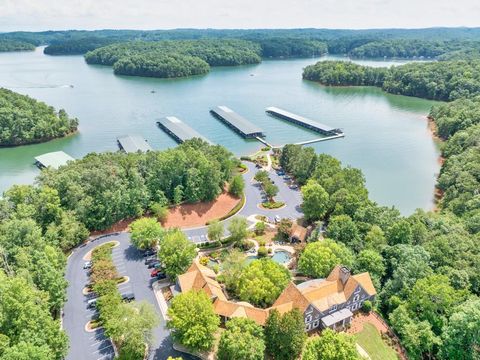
[217,318,265,360]
[303,60,480,101]
[129,217,164,250]
[0,88,78,146]
[167,290,219,351]
[158,229,196,279]
[302,329,360,360]
[236,259,290,307]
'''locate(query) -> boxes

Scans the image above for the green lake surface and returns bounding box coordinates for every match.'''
[0,48,440,214]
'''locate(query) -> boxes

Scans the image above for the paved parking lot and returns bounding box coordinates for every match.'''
[64,233,192,360]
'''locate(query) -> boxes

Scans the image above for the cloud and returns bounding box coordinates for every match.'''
[0,0,479,31]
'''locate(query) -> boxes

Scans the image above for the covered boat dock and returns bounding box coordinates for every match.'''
[117,134,152,153]
[210,106,265,138]
[157,116,212,144]
[34,151,74,169]
[266,107,343,136]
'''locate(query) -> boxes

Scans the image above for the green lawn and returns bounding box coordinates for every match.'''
[355,323,399,360]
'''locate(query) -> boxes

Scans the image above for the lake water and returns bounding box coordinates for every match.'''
[0,48,440,214]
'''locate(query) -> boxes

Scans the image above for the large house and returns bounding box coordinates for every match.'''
[176,263,376,332]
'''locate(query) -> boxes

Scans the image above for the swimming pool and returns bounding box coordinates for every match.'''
[246,250,291,264]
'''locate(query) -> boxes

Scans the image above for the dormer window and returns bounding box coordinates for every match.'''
[331,304,337,312]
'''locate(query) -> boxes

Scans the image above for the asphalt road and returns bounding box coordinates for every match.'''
[64,233,192,360]
[184,161,303,241]
[64,160,301,359]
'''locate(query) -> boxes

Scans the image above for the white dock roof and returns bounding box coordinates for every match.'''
[34,151,74,169]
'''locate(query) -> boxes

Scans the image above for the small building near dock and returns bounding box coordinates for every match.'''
[34,151,74,169]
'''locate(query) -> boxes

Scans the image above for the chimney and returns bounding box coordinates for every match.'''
[339,266,351,285]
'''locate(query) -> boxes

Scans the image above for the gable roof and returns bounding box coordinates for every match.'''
[177,262,227,301]
[213,298,269,326]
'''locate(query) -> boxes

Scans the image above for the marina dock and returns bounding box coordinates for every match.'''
[157,116,212,144]
[34,151,74,169]
[117,134,152,153]
[266,107,343,136]
[210,106,265,138]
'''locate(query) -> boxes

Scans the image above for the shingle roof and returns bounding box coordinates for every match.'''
[177,262,227,301]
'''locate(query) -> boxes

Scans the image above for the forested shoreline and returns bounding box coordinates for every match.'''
[303,60,480,101]
[0,40,35,52]
[295,54,480,359]
[0,88,79,146]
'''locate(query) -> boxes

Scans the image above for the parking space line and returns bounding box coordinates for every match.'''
[92,343,113,354]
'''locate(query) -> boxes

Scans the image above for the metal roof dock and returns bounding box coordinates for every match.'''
[34,151,74,169]
[117,135,153,153]
[210,106,264,138]
[266,107,342,136]
[157,116,212,144]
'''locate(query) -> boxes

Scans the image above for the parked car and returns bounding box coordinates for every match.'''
[121,292,135,302]
[147,260,161,269]
[277,171,285,176]
[143,249,156,257]
[290,184,299,190]
[87,298,97,309]
[83,261,92,269]
[255,164,262,169]
[274,215,281,223]
[151,268,163,277]
[153,263,163,269]
[144,257,158,265]
[156,272,167,280]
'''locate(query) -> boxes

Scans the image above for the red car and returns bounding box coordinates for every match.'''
[151,268,163,277]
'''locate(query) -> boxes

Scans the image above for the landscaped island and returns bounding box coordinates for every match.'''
[0,88,79,146]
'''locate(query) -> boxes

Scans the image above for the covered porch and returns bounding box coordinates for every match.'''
[321,308,353,331]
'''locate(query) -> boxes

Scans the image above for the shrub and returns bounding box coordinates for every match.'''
[255,221,266,235]
[262,201,285,209]
[257,246,268,257]
[361,300,373,313]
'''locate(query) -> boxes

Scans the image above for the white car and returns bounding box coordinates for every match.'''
[274,215,281,223]
[83,261,92,269]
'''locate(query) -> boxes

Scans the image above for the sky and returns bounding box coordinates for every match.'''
[1,0,480,32]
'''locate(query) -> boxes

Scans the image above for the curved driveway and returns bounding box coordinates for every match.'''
[64,233,192,360]
[184,161,303,242]
[64,161,301,359]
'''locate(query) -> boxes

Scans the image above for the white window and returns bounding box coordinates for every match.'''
[305,323,312,331]
[352,303,358,311]
[305,315,312,323]
[354,286,361,294]
[313,320,320,328]
[353,294,360,302]
[331,304,337,311]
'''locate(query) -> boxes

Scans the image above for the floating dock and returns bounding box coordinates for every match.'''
[210,106,265,138]
[157,116,212,144]
[34,151,74,169]
[266,107,343,136]
[117,134,152,153]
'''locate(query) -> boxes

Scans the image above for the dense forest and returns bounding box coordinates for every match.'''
[303,60,480,101]
[0,40,35,52]
[84,39,262,78]
[10,27,475,59]
[281,133,479,359]
[294,53,480,359]
[43,37,117,55]
[348,39,465,59]
[113,52,210,78]
[0,88,79,146]
[0,139,235,358]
